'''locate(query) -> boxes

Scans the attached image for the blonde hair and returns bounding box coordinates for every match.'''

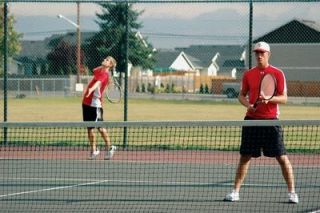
[106,56,117,71]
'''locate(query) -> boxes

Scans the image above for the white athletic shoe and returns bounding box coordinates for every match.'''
[288,192,299,204]
[88,149,100,160]
[224,190,239,202]
[105,146,117,160]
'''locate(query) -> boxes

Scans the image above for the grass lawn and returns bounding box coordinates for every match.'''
[2,96,320,152]
[3,96,320,122]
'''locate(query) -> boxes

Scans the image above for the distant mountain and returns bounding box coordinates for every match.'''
[14,15,99,40]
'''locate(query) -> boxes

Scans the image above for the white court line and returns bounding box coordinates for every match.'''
[0,177,218,199]
[0,177,286,186]
[0,179,110,199]
[0,176,293,199]
[0,178,320,199]
[2,176,316,189]
[0,177,219,186]
[0,178,211,199]
[0,177,101,182]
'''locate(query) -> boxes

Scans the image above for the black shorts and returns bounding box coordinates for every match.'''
[82,104,104,122]
[240,116,287,158]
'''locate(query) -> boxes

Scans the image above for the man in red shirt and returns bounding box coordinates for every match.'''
[224,42,299,203]
[82,56,117,160]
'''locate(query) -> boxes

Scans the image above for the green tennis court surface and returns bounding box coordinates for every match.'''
[0,120,319,212]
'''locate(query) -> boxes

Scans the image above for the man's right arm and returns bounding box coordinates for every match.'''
[238,88,256,112]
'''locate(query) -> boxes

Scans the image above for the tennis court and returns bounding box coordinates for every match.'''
[0,120,320,212]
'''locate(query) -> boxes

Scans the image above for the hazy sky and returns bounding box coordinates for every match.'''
[9,2,320,20]
[9,2,320,48]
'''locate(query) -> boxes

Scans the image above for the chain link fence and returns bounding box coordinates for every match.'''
[1,0,320,119]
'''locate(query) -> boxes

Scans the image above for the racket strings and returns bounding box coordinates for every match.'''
[260,75,276,99]
[106,77,122,103]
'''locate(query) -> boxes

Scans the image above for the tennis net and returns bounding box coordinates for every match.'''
[0,120,319,213]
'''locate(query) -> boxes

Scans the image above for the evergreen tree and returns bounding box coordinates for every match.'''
[165,84,170,93]
[47,41,77,75]
[205,84,209,94]
[84,2,155,73]
[141,83,146,92]
[199,84,204,94]
[171,83,175,93]
[136,84,140,92]
[47,33,85,76]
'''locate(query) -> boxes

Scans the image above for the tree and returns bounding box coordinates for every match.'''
[199,84,204,94]
[84,2,155,73]
[141,83,146,93]
[47,40,77,75]
[0,3,22,75]
[46,34,84,76]
[205,84,209,94]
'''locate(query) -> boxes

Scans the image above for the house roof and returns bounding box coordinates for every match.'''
[153,45,245,76]
[251,18,320,81]
[15,40,51,61]
[248,44,320,81]
[175,45,245,68]
[15,32,95,62]
[183,52,203,69]
[268,44,320,81]
[223,59,245,68]
[254,19,320,43]
[153,50,180,70]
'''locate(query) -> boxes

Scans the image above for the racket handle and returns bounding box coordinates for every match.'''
[253,100,260,108]
[253,97,262,108]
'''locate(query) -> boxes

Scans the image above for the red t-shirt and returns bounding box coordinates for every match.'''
[82,67,110,107]
[241,65,287,119]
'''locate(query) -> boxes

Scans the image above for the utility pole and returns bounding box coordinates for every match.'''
[76,2,81,83]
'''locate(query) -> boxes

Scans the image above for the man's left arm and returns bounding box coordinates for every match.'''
[269,91,287,104]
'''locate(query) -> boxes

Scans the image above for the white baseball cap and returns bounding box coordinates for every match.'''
[253,41,270,52]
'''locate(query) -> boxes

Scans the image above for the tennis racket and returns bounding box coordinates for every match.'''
[106,73,122,103]
[253,73,277,108]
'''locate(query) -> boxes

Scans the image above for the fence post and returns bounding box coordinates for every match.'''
[3,1,8,145]
[123,1,129,149]
[248,0,253,69]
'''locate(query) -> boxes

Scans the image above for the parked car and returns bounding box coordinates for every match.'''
[222,82,240,98]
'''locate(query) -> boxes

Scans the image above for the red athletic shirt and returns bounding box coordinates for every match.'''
[241,65,287,119]
[82,67,110,108]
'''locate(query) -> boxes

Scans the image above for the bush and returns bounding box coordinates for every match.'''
[165,84,171,93]
[199,84,210,94]
[199,84,204,94]
[136,84,140,92]
[205,84,209,94]
[147,83,154,93]
[141,83,146,93]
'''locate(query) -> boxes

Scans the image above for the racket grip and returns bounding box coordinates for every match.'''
[253,98,261,108]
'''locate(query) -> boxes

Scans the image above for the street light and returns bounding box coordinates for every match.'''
[57,2,81,84]
[57,14,79,28]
